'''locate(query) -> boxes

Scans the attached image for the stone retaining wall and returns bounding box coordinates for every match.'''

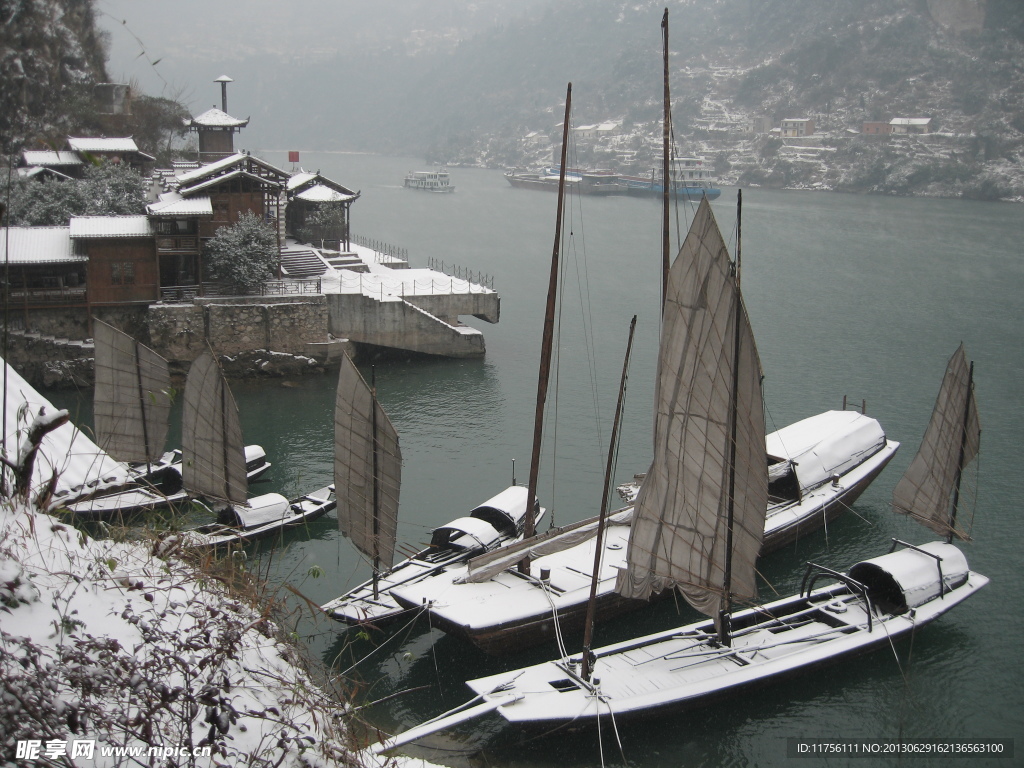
[148,295,329,362]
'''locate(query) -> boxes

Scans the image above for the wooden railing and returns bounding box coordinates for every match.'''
[0,285,88,305]
[159,278,322,302]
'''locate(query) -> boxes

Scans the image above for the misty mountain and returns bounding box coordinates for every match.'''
[193,0,1022,162]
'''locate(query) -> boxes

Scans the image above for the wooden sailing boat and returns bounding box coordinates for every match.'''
[386,16,897,654]
[322,355,543,626]
[375,235,988,753]
[60,320,189,516]
[334,353,402,599]
[178,350,334,547]
[93,318,173,469]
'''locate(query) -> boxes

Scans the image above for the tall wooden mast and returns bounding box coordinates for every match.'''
[520,83,573,574]
[581,315,637,681]
[661,8,671,310]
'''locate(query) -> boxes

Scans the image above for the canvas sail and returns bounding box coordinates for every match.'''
[616,198,767,620]
[892,344,980,540]
[335,354,402,569]
[92,319,171,464]
[181,351,247,504]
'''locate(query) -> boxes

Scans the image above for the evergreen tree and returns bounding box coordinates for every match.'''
[3,162,147,225]
[202,212,279,291]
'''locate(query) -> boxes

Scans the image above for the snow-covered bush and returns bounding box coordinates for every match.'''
[202,212,279,292]
[0,501,361,767]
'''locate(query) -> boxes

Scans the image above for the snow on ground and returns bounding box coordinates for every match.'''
[0,499,367,767]
[328,264,490,300]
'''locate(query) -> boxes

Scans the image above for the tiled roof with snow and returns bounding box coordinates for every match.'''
[287,171,318,190]
[287,170,357,197]
[181,169,281,196]
[147,194,213,216]
[22,150,83,167]
[69,216,154,238]
[175,153,288,188]
[188,107,249,129]
[67,136,141,153]
[175,153,247,184]
[295,184,357,203]
[18,166,73,181]
[890,117,932,126]
[0,227,82,264]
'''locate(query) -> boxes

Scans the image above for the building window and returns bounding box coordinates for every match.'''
[111,261,135,286]
[213,201,230,222]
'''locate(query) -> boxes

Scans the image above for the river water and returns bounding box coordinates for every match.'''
[51,153,1023,766]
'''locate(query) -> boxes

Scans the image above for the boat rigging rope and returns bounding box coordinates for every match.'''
[603,693,628,765]
[530,570,569,658]
[337,603,430,677]
[896,610,919,742]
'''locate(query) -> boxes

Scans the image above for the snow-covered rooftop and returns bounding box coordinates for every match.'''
[295,183,357,203]
[0,227,82,265]
[67,136,141,153]
[175,153,248,184]
[175,153,289,187]
[69,216,154,239]
[147,193,214,216]
[286,171,318,190]
[182,168,281,195]
[891,117,932,126]
[22,150,83,166]
[188,107,249,129]
[17,166,73,181]
[287,169,358,198]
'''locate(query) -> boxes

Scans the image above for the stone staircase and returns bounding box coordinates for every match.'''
[280,247,330,278]
[322,251,369,273]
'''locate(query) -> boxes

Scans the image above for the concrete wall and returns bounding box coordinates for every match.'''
[326,293,486,358]
[403,291,499,325]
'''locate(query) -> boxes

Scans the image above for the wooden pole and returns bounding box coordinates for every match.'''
[661,8,671,311]
[371,365,381,599]
[581,315,637,681]
[520,83,572,575]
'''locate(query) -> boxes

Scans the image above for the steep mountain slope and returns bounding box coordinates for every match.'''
[0,0,109,151]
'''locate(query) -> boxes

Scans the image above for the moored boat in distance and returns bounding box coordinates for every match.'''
[619,157,721,200]
[504,167,580,192]
[404,169,454,192]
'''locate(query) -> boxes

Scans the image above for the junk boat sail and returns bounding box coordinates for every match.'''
[64,321,271,518]
[321,354,544,626]
[178,351,333,547]
[374,216,987,749]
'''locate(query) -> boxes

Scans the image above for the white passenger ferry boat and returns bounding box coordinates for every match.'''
[403,169,454,192]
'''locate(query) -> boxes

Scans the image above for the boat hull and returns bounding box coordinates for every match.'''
[466,548,988,726]
[620,182,722,201]
[322,487,545,627]
[762,439,898,553]
[181,485,335,549]
[392,419,899,655]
